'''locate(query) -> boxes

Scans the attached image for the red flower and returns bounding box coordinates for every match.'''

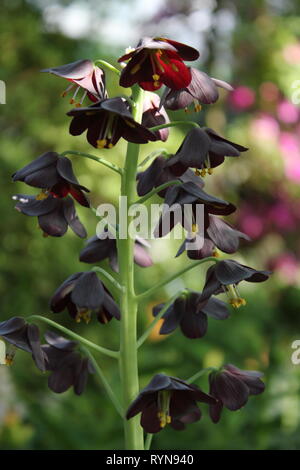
[118,37,199,91]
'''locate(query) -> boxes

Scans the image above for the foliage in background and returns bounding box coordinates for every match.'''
[1,0,300,449]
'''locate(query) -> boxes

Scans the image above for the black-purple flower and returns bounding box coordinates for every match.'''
[153,292,229,339]
[137,155,204,198]
[13,194,87,238]
[161,68,233,112]
[42,59,107,106]
[153,182,236,238]
[67,97,157,149]
[13,152,90,207]
[42,331,94,395]
[200,259,271,307]
[118,37,199,91]
[79,230,153,272]
[176,215,250,260]
[165,127,248,176]
[0,317,46,371]
[126,373,216,433]
[142,92,170,141]
[50,271,120,324]
[208,364,265,423]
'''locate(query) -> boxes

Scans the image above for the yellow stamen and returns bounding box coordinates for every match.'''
[192,223,198,233]
[69,98,75,104]
[212,249,220,258]
[97,139,107,149]
[152,74,160,81]
[60,91,68,98]
[108,143,114,149]
[200,169,207,177]
[184,107,191,114]
[229,298,247,308]
[194,103,202,112]
[5,356,14,366]
[75,103,81,108]
[36,191,48,201]
[195,169,201,176]
[208,168,213,175]
[153,81,161,88]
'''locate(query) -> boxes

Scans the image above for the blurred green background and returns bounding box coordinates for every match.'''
[1,0,300,450]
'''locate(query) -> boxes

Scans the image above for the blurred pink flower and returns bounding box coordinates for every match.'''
[283,43,300,65]
[229,86,255,110]
[279,132,300,182]
[277,100,300,124]
[250,113,279,141]
[269,253,299,285]
[238,206,265,239]
[267,201,296,231]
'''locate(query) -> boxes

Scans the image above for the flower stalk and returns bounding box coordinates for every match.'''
[117,85,145,450]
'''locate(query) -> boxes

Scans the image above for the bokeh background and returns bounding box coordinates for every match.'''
[1,0,300,450]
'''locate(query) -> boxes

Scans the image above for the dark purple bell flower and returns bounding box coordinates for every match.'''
[201,259,271,308]
[67,97,157,149]
[137,155,204,198]
[165,127,248,176]
[153,182,236,238]
[50,271,120,324]
[142,93,170,141]
[79,231,153,272]
[41,59,107,106]
[118,37,199,91]
[153,292,229,339]
[13,194,87,238]
[13,152,90,207]
[161,68,233,112]
[176,215,250,260]
[126,373,216,433]
[209,364,265,423]
[42,331,95,395]
[0,317,46,371]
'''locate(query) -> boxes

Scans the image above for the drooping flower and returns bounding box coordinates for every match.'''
[79,230,153,271]
[41,59,107,106]
[13,194,87,238]
[165,127,248,177]
[200,259,271,308]
[176,215,250,260]
[208,364,265,423]
[142,92,170,141]
[153,292,229,339]
[153,182,236,238]
[12,152,90,207]
[0,317,46,371]
[126,373,216,433]
[42,331,94,395]
[137,155,204,198]
[161,68,233,112]
[50,271,120,324]
[67,97,157,149]
[118,37,199,91]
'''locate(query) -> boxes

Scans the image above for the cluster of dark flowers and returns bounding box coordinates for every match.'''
[7,36,271,434]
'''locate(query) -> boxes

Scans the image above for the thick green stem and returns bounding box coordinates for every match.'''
[27,315,119,359]
[117,85,145,450]
[137,257,219,300]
